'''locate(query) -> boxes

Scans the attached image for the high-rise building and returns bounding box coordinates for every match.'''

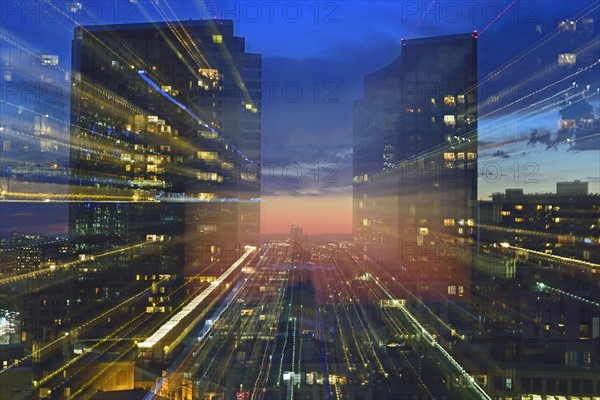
[353,33,477,305]
[69,19,261,271]
[11,19,262,385]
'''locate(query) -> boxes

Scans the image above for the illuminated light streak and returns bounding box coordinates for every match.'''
[474,3,598,87]
[0,192,151,202]
[40,1,139,67]
[133,3,211,84]
[480,88,599,141]
[328,263,389,373]
[0,104,145,160]
[0,276,169,375]
[159,2,211,68]
[40,0,167,84]
[35,312,147,387]
[463,3,599,97]
[371,279,491,400]
[478,59,600,120]
[476,0,517,38]
[536,282,600,308]
[254,257,290,399]
[137,246,256,348]
[478,37,599,114]
[318,307,332,399]
[406,0,436,41]
[477,224,597,246]
[0,241,153,286]
[503,244,600,271]
[349,249,464,339]
[276,266,295,387]
[137,70,254,163]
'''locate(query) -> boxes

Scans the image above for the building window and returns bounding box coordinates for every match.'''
[212,34,223,44]
[443,219,455,227]
[558,53,576,66]
[467,152,477,160]
[197,151,218,160]
[444,152,455,161]
[457,94,465,104]
[448,285,457,295]
[443,95,455,106]
[197,224,217,233]
[443,115,455,126]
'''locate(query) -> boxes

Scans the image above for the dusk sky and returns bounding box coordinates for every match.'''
[1,0,599,235]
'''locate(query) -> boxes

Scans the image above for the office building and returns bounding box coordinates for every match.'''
[353,33,477,305]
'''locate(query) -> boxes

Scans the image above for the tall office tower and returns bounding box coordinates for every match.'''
[12,19,264,382]
[69,19,261,270]
[353,34,477,306]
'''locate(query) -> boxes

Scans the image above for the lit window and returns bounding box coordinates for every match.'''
[457,152,465,160]
[197,151,218,160]
[362,219,370,227]
[212,34,223,44]
[558,20,576,31]
[448,285,457,295]
[458,286,464,296]
[197,224,217,232]
[467,152,477,160]
[558,53,576,66]
[515,217,524,223]
[194,193,214,201]
[200,68,219,79]
[444,152,455,161]
[515,205,523,210]
[457,94,465,104]
[41,54,59,66]
[430,98,436,107]
[405,107,414,113]
[443,115,455,126]
[363,174,369,182]
[443,219,455,227]
[443,95,455,106]
[196,172,222,181]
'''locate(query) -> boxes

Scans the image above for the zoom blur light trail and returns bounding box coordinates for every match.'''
[137,245,257,349]
[536,282,600,309]
[137,70,254,163]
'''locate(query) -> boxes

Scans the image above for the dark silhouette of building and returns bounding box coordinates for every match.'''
[353,33,477,306]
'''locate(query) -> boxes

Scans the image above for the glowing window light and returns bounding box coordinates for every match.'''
[137,70,252,163]
[137,246,256,348]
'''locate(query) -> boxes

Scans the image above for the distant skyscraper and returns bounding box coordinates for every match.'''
[353,33,477,305]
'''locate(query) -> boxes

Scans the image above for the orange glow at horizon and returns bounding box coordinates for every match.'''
[260,195,352,235]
